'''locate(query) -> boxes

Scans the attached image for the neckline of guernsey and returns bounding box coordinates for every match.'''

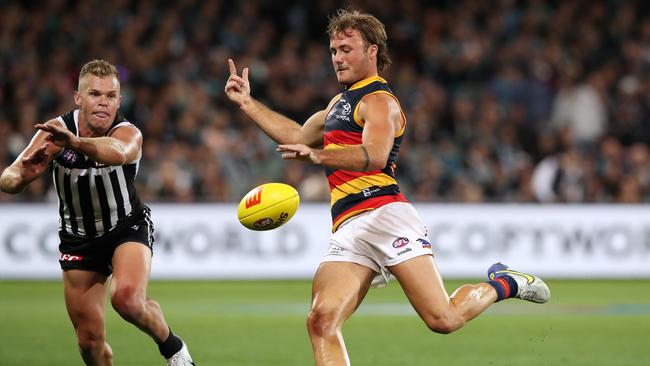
[348,75,386,91]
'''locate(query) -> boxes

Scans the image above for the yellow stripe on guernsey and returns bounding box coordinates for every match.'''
[352,91,407,136]
[324,143,348,150]
[330,173,398,206]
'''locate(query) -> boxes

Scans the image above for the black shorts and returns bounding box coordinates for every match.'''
[59,207,155,276]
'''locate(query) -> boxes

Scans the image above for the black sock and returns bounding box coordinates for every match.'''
[157,328,183,359]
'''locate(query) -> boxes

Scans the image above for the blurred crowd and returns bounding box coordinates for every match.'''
[1,0,649,203]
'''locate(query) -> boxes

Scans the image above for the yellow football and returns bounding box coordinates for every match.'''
[237,183,300,231]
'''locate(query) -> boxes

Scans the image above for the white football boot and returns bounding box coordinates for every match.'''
[166,342,195,366]
[488,262,551,303]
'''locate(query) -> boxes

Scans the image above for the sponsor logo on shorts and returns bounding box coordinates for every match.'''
[392,237,409,248]
[60,254,83,261]
[417,238,431,249]
[328,245,344,256]
[397,247,412,256]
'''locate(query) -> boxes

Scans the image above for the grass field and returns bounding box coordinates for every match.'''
[1,279,649,365]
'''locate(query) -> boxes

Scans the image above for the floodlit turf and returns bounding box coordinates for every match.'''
[1,280,649,365]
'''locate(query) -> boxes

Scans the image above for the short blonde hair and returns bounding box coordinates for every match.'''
[78,59,119,88]
[327,9,391,71]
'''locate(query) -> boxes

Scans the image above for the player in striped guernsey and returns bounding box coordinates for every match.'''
[0,60,194,366]
[226,9,550,365]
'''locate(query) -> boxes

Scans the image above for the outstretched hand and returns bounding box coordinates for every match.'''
[19,142,52,178]
[225,58,251,106]
[35,121,77,149]
[277,144,321,165]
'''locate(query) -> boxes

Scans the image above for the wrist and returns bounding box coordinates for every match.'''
[239,96,254,110]
[69,136,82,149]
[311,149,323,165]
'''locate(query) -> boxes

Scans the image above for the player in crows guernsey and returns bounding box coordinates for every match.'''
[226,9,550,365]
[0,60,194,366]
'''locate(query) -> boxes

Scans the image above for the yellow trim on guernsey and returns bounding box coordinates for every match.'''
[348,75,387,91]
[330,173,398,206]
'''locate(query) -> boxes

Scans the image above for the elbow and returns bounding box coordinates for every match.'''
[1,185,21,194]
[0,176,22,194]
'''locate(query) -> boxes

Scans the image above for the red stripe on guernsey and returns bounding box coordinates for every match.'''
[332,194,408,230]
[324,130,362,146]
[496,277,511,298]
[327,169,383,189]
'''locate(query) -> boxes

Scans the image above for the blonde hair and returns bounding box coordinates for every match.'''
[327,9,391,71]
[78,59,119,88]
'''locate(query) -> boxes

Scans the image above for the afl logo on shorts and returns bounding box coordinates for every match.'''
[392,237,409,248]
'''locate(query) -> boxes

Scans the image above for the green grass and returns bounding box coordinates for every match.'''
[1,280,649,365]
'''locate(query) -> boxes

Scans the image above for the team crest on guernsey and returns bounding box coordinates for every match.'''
[331,99,351,121]
[61,149,79,164]
[341,100,351,115]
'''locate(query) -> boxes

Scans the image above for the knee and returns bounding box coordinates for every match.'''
[306,304,342,338]
[422,313,464,335]
[76,327,106,353]
[111,286,145,321]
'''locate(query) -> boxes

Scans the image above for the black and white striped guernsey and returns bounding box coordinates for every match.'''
[51,110,145,238]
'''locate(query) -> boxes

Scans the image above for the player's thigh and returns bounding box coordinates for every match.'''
[388,254,451,317]
[311,261,376,318]
[110,242,152,297]
[63,269,109,328]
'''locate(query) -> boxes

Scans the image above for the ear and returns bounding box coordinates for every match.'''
[368,44,378,60]
[74,91,81,107]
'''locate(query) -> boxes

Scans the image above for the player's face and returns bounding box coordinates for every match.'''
[330,28,377,86]
[75,75,121,134]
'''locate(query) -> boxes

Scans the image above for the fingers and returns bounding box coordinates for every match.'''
[281,152,298,159]
[277,144,303,152]
[23,143,50,163]
[228,74,247,85]
[225,80,242,93]
[34,123,56,134]
[243,67,249,82]
[228,58,237,75]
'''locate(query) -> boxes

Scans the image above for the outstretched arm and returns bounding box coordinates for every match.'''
[35,121,142,166]
[277,93,403,172]
[0,119,63,194]
[225,58,327,147]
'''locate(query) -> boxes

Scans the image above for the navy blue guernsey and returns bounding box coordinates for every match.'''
[323,76,408,232]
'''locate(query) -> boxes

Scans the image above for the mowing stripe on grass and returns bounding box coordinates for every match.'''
[182,302,650,316]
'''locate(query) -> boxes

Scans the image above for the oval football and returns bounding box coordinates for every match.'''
[237,183,300,231]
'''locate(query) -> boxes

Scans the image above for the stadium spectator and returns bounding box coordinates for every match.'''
[0,0,649,204]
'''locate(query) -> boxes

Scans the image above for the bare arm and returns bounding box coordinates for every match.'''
[35,121,142,166]
[225,58,331,147]
[0,119,63,194]
[277,93,403,172]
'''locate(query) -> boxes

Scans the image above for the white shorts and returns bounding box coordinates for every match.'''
[323,202,432,288]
